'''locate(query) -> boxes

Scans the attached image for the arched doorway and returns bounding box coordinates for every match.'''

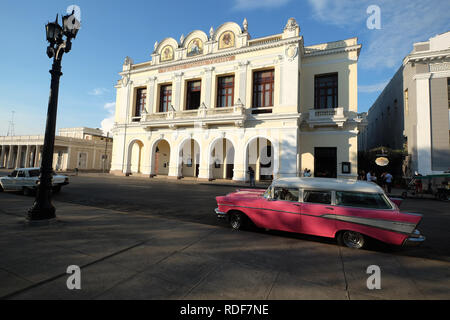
[153,139,170,176]
[210,138,235,180]
[128,140,144,174]
[179,138,200,178]
[246,137,275,181]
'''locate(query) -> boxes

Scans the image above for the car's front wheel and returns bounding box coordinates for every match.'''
[338,230,366,249]
[229,212,245,230]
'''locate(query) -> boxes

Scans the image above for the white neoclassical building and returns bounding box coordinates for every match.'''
[111,18,364,181]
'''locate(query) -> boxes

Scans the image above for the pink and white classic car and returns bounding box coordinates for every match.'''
[215,178,425,249]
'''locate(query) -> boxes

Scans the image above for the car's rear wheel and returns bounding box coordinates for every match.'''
[338,230,366,249]
[229,212,245,230]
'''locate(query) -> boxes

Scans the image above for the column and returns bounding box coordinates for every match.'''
[146,76,156,113]
[278,130,298,177]
[0,146,5,167]
[415,74,432,175]
[7,145,13,168]
[34,145,40,167]
[173,72,184,111]
[25,145,30,167]
[203,67,214,108]
[238,61,249,106]
[198,144,211,180]
[168,139,181,179]
[67,147,72,170]
[16,145,22,168]
[233,140,246,182]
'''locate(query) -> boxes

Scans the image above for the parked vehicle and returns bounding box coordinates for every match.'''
[402,174,450,201]
[215,177,425,249]
[0,168,69,195]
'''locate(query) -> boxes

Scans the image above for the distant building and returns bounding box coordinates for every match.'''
[0,127,113,171]
[359,31,450,175]
[358,67,405,152]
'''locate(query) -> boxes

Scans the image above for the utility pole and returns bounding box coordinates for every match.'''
[6,111,15,136]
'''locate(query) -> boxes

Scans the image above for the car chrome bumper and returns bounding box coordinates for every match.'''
[403,229,426,247]
[215,208,227,219]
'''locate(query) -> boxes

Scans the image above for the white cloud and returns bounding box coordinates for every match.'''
[307,0,450,69]
[100,102,115,135]
[358,80,389,93]
[307,0,366,26]
[89,88,109,96]
[233,0,291,10]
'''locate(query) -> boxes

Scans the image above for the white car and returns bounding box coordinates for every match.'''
[0,167,69,195]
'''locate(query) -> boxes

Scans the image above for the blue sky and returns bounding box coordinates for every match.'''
[0,0,449,135]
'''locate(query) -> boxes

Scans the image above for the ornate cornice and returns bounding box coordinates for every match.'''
[121,37,302,76]
[403,48,450,66]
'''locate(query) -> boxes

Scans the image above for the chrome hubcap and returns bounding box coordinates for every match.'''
[343,231,364,248]
[231,215,240,228]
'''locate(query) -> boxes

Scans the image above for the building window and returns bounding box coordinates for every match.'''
[252,69,274,113]
[217,76,234,108]
[404,89,409,116]
[447,78,450,108]
[448,79,450,131]
[159,84,172,112]
[314,73,338,109]
[186,80,201,110]
[134,88,147,120]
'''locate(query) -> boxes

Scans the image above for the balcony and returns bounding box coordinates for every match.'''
[139,104,246,129]
[306,107,347,128]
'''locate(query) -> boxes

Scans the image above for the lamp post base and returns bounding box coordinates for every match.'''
[27,202,56,221]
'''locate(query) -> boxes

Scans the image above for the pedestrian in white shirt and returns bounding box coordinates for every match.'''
[385,172,393,193]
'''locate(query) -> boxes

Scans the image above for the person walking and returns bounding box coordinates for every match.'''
[247,166,255,187]
[369,171,377,184]
[384,172,393,194]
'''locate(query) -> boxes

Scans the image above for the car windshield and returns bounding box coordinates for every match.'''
[8,170,17,177]
[336,191,392,209]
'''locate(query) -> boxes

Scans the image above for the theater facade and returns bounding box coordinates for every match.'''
[110,18,364,181]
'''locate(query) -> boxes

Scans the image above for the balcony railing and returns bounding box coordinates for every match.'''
[139,105,246,129]
[307,107,347,127]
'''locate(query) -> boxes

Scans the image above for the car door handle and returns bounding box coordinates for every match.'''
[325,207,334,210]
[293,203,301,207]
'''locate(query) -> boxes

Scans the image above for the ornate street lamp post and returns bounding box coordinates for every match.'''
[27,12,80,221]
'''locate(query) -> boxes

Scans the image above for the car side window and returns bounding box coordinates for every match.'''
[17,171,25,178]
[29,170,40,177]
[336,191,392,209]
[273,187,299,202]
[9,170,18,177]
[303,190,331,204]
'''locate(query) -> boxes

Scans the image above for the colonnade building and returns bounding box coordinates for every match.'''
[0,127,112,171]
[111,18,365,181]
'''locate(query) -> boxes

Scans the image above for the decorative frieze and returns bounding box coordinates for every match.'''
[429,62,450,72]
[159,56,235,73]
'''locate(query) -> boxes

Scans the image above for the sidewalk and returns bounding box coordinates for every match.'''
[1,192,449,300]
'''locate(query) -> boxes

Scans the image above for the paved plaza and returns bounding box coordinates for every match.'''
[0,173,449,299]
